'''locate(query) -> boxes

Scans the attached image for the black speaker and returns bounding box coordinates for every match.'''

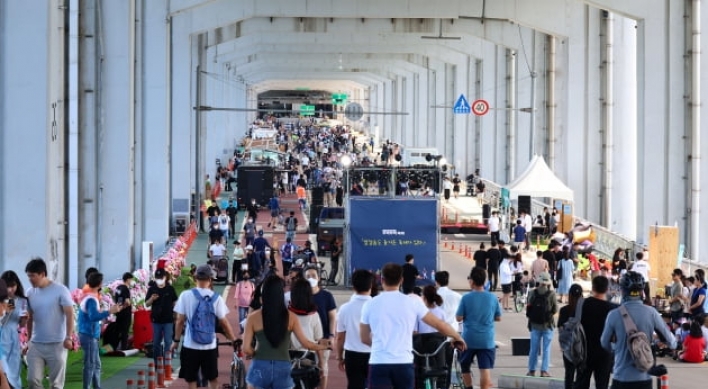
[482,204,491,220]
[309,205,324,231]
[518,195,531,215]
[311,187,324,206]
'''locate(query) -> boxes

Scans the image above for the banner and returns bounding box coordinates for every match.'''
[348,198,438,280]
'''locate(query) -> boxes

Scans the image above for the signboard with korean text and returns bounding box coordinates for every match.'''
[348,197,438,279]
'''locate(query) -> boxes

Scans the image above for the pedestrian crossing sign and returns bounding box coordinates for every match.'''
[453,94,471,114]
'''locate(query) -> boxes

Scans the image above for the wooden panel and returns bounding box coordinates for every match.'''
[647,226,679,295]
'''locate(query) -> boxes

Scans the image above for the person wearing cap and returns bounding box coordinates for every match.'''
[253,229,273,272]
[301,240,318,264]
[243,244,260,278]
[601,271,676,388]
[525,272,558,378]
[145,268,178,366]
[78,272,126,389]
[113,272,135,350]
[171,264,237,389]
[24,258,75,389]
[280,237,296,276]
[0,279,13,389]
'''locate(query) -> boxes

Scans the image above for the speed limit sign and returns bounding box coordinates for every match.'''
[471,99,490,116]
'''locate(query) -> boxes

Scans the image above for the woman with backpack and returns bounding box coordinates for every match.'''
[243,275,330,389]
[526,272,558,378]
[557,284,584,389]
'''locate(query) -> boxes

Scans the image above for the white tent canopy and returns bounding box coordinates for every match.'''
[505,155,574,201]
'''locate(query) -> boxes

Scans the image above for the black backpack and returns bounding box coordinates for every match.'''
[527,290,552,325]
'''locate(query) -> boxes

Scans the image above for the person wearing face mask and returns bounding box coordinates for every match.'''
[113,272,135,351]
[234,271,255,331]
[304,266,337,389]
[243,218,257,247]
[145,268,178,366]
[0,271,28,389]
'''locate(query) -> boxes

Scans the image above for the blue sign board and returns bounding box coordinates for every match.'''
[348,198,438,281]
[453,94,471,114]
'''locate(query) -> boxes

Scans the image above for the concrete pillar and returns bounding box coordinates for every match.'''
[611,14,638,238]
[0,1,67,280]
[140,0,171,256]
[443,63,455,161]
[78,0,100,286]
[451,56,469,176]
[170,15,199,225]
[96,0,136,276]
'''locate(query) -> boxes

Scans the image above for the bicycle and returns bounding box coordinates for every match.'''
[514,281,532,313]
[290,350,320,389]
[450,347,465,389]
[229,339,246,389]
[314,261,329,288]
[412,335,452,389]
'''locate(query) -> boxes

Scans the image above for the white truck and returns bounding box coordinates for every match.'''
[400,147,441,167]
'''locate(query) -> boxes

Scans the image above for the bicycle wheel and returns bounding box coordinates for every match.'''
[451,350,464,388]
[319,270,329,288]
[514,292,525,312]
[231,360,246,389]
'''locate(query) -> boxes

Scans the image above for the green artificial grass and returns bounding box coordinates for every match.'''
[21,350,141,389]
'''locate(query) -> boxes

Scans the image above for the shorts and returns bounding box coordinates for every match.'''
[270,209,279,217]
[459,348,495,371]
[501,284,512,294]
[178,347,218,382]
[246,359,293,389]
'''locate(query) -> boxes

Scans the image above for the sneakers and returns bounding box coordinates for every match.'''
[540,371,551,377]
[526,371,535,377]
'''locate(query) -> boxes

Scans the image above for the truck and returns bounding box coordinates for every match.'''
[316,207,345,255]
[400,147,441,167]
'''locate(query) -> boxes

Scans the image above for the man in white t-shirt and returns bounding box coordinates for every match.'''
[488,211,501,245]
[630,252,651,301]
[522,210,534,250]
[360,263,466,389]
[334,270,374,389]
[171,265,236,389]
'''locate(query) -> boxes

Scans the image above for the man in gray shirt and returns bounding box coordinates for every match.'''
[25,258,75,389]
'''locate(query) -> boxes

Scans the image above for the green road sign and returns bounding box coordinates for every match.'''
[331,93,348,105]
[300,104,315,116]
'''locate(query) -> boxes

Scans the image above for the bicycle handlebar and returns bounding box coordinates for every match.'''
[411,339,451,357]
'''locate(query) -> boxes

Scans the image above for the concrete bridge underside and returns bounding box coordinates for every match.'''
[0,0,703,286]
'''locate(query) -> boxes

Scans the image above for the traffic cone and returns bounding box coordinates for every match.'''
[137,371,146,389]
[660,375,668,389]
[148,371,156,389]
[459,244,463,254]
[444,238,448,248]
[165,354,173,381]
[156,357,165,388]
[127,380,135,389]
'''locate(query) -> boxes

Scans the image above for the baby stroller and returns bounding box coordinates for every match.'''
[209,256,229,284]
